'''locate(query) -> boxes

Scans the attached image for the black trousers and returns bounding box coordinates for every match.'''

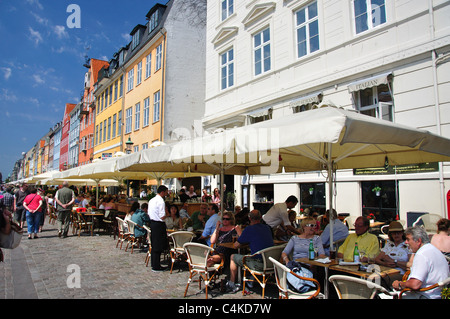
[149,220,168,269]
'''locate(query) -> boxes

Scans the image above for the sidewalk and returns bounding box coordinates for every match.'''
[0,221,277,300]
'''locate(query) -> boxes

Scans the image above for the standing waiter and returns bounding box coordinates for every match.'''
[148,185,169,272]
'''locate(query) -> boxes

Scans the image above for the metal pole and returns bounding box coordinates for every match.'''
[328,143,334,251]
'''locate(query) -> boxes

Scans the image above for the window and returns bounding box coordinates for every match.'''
[143,97,150,127]
[145,53,152,78]
[156,44,163,71]
[149,10,159,32]
[118,110,122,135]
[221,0,234,21]
[109,85,113,105]
[107,117,111,140]
[221,48,234,90]
[142,142,148,150]
[112,114,117,138]
[95,125,98,145]
[99,124,103,144]
[114,80,118,101]
[135,102,140,131]
[136,62,142,86]
[353,0,386,34]
[133,145,139,153]
[125,107,132,134]
[103,120,107,142]
[355,83,393,121]
[295,1,319,58]
[361,180,398,223]
[104,90,108,109]
[127,68,134,92]
[253,27,271,76]
[119,75,124,98]
[132,31,140,50]
[300,183,326,215]
[153,91,160,123]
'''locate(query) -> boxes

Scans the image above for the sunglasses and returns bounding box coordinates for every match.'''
[305,223,317,228]
[222,218,231,221]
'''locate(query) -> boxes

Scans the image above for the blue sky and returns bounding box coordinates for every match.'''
[0,0,160,180]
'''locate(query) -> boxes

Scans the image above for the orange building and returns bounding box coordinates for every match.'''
[79,58,109,166]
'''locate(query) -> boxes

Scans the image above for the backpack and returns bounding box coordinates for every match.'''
[286,261,316,293]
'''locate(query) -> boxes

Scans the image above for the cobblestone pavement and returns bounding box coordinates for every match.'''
[1,220,279,300]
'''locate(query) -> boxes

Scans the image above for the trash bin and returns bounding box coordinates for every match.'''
[406,212,428,227]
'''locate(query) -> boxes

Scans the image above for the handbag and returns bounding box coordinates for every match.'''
[286,261,316,293]
[0,220,23,250]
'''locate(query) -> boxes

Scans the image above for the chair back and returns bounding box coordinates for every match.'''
[344,216,357,230]
[116,217,126,233]
[269,256,290,294]
[169,231,195,250]
[329,275,390,299]
[76,207,87,213]
[413,214,441,234]
[183,242,214,268]
[258,244,287,271]
[126,219,137,236]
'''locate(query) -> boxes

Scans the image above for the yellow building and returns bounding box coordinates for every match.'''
[123,23,165,152]
[93,55,124,160]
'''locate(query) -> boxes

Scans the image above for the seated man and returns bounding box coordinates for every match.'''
[130,203,150,238]
[392,226,449,299]
[199,204,219,246]
[227,210,274,293]
[190,203,209,230]
[320,209,349,256]
[337,216,380,261]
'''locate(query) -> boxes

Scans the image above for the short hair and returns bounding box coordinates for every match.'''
[286,195,298,204]
[326,209,337,219]
[248,209,262,221]
[209,204,219,214]
[140,202,148,210]
[404,226,431,244]
[157,185,168,194]
[437,218,450,232]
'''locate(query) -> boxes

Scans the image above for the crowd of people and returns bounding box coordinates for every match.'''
[1,183,449,298]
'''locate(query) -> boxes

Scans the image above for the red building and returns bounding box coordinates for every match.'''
[59,103,76,171]
[78,58,109,166]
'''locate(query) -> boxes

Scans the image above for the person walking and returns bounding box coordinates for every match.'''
[148,185,169,272]
[22,186,43,239]
[14,183,29,228]
[54,181,75,238]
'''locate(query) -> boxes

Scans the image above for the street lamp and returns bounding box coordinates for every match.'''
[125,137,134,154]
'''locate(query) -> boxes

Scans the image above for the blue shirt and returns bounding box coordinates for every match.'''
[202,213,219,246]
[320,219,349,255]
[131,209,151,237]
[238,223,274,256]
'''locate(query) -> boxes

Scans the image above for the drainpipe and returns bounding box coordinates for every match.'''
[429,0,445,217]
[159,28,167,142]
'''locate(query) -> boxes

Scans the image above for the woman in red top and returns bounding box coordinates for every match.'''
[23,186,43,239]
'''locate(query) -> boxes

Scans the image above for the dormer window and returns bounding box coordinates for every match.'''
[149,10,159,32]
[130,25,145,50]
[132,32,140,50]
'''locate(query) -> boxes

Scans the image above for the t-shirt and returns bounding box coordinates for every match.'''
[262,202,290,228]
[283,235,325,260]
[381,240,410,274]
[238,223,274,256]
[23,194,42,211]
[409,243,449,299]
[202,213,220,246]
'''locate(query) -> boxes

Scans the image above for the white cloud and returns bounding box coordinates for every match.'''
[28,27,43,46]
[1,67,12,80]
[121,33,131,43]
[33,74,45,85]
[30,12,48,25]
[26,0,43,10]
[54,25,68,39]
[0,88,18,102]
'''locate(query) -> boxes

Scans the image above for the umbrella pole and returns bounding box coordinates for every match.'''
[327,143,334,252]
[220,163,224,215]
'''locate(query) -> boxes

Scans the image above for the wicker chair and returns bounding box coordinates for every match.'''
[183,242,224,299]
[143,225,152,267]
[168,231,195,273]
[329,274,397,299]
[269,257,322,299]
[125,219,145,254]
[399,276,450,299]
[413,214,442,235]
[75,212,93,237]
[115,217,130,249]
[241,244,286,298]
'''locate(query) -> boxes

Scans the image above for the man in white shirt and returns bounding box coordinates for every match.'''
[262,195,301,236]
[148,185,169,272]
[393,226,449,299]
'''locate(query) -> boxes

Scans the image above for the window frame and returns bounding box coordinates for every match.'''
[253,27,271,77]
[295,1,320,59]
[352,0,387,35]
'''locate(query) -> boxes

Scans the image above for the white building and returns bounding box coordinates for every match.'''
[203,0,450,223]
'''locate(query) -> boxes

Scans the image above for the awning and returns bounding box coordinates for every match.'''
[243,105,272,118]
[290,92,322,108]
[348,72,392,93]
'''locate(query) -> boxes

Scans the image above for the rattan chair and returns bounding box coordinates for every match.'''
[183,242,224,299]
[242,244,287,298]
[399,276,450,299]
[115,217,130,249]
[75,212,93,237]
[47,205,58,225]
[125,219,145,254]
[269,256,322,299]
[413,214,442,235]
[168,231,195,273]
[143,225,152,267]
[329,274,397,299]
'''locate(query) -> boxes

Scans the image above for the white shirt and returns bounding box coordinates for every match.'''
[409,243,449,299]
[262,202,290,228]
[148,194,165,222]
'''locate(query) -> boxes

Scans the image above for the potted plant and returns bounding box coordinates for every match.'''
[309,187,314,195]
[372,186,382,196]
[367,212,376,224]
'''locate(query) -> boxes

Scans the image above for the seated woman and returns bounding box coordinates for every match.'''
[165,204,183,230]
[208,211,242,267]
[281,217,326,265]
[124,201,139,232]
[431,218,450,264]
[374,221,411,277]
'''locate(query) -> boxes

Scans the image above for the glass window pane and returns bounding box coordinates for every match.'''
[354,0,367,17]
[355,14,368,33]
[254,34,261,48]
[296,9,305,25]
[263,28,270,43]
[308,2,318,19]
[297,27,307,57]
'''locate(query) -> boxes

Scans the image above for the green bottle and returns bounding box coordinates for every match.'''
[353,242,360,263]
[309,239,315,260]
